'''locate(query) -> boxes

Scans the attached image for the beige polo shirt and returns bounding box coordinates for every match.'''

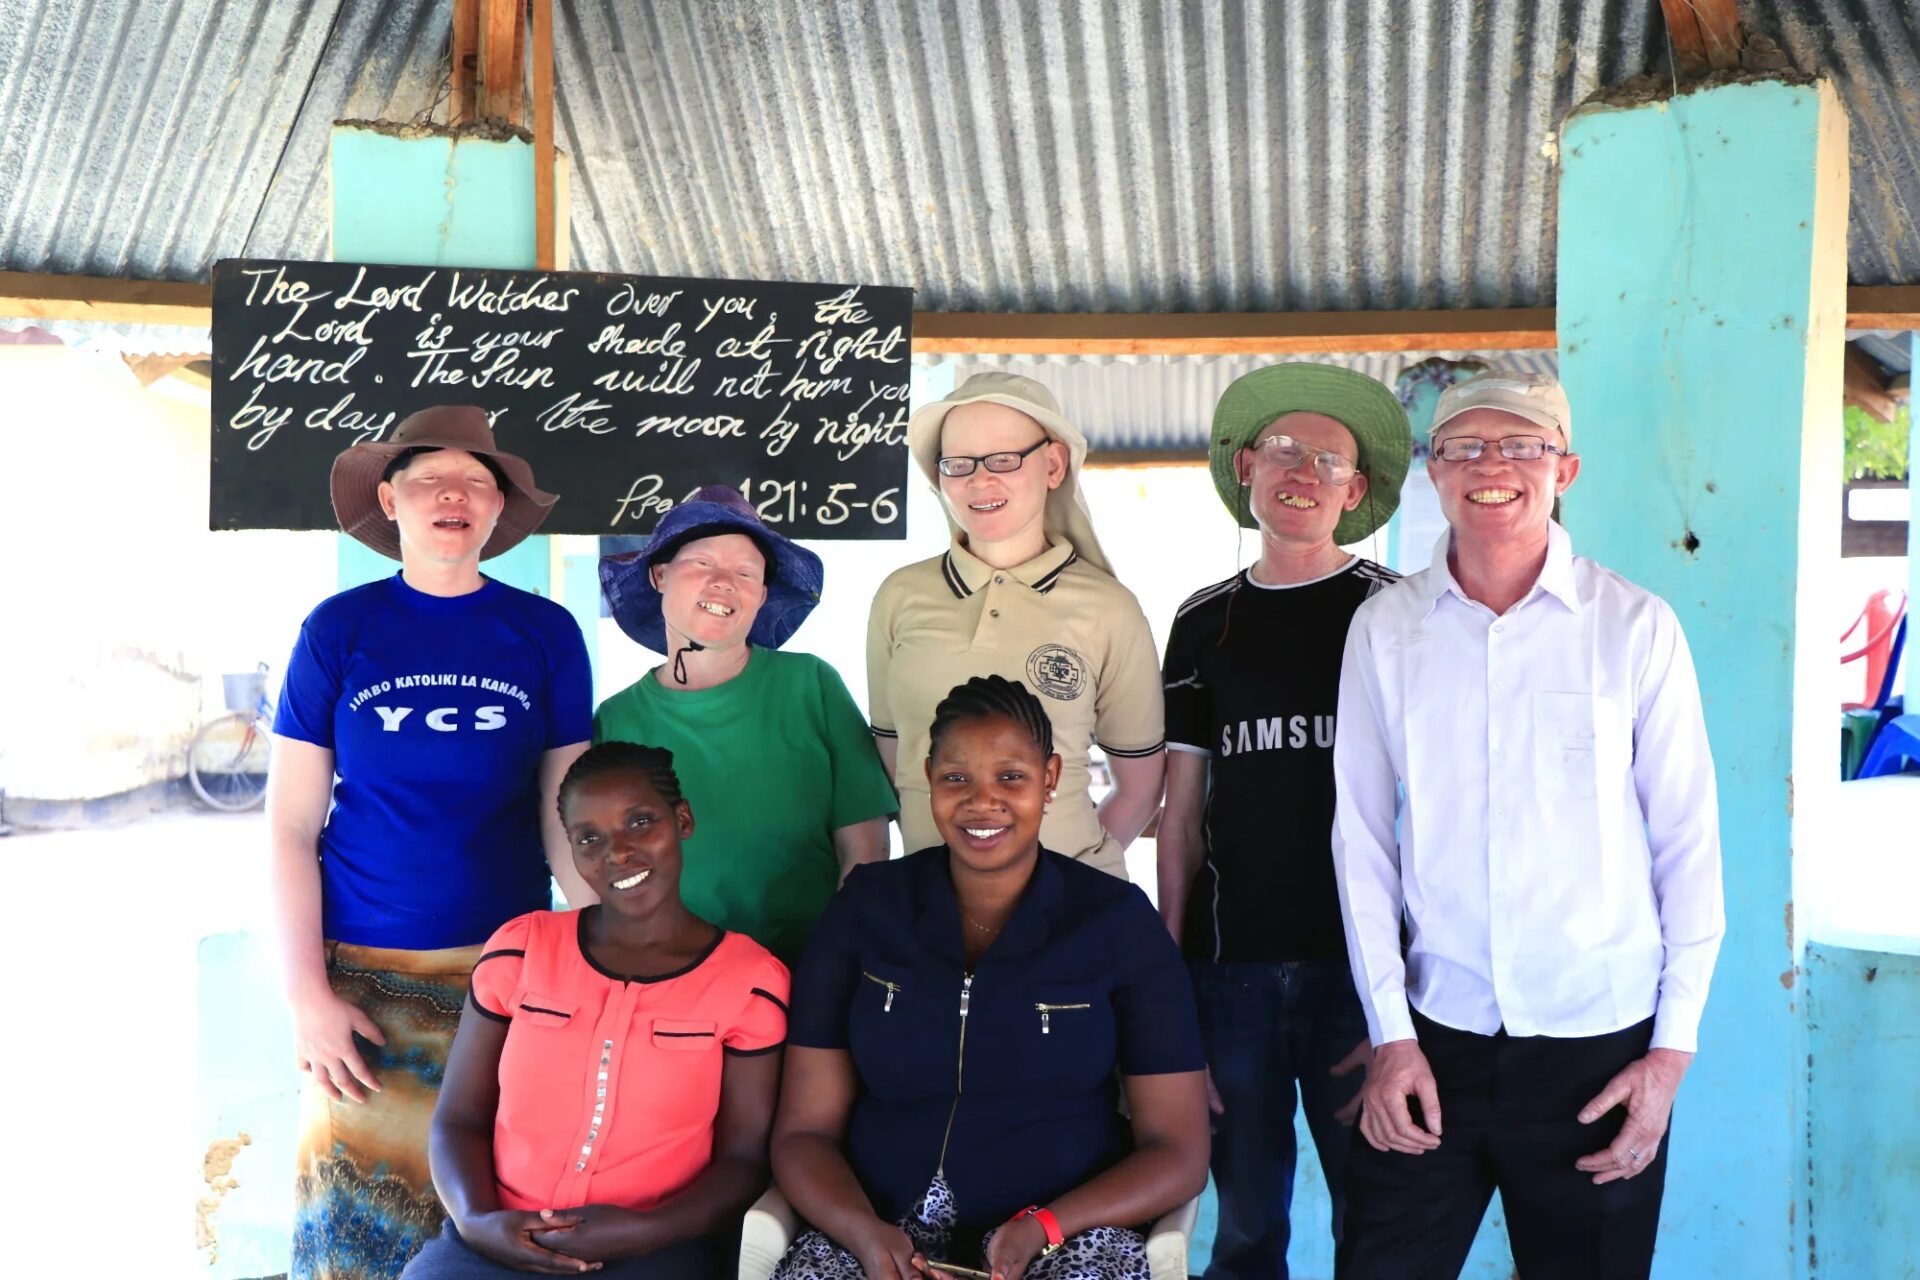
[867,537,1166,879]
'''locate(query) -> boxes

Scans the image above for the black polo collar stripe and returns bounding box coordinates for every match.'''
[1031,551,1078,595]
[941,552,972,599]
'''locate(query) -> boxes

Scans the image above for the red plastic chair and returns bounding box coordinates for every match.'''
[1842,588,1907,712]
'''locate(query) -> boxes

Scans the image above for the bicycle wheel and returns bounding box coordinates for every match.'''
[189,713,272,811]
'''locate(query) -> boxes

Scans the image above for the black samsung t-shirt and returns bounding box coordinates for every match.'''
[1162,558,1400,964]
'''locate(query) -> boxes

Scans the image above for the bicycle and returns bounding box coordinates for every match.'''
[188,663,275,812]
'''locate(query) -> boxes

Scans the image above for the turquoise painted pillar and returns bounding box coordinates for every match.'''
[327,127,566,610]
[1558,81,1848,1279]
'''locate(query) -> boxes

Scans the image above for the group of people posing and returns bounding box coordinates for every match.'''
[267,361,1724,1280]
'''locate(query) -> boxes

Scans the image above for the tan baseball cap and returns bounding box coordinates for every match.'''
[1430,371,1573,448]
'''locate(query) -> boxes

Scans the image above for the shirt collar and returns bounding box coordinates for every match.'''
[1423,519,1582,617]
[943,536,1078,599]
[911,846,1064,965]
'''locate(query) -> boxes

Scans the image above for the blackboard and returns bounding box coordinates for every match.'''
[209,259,913,539]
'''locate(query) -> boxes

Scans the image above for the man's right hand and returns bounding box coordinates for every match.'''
[292,986,386,1103]
[848,1217,926,1280]
[1357,1039,1443,1155]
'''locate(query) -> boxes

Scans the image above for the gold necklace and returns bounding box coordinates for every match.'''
[962,908,1002,935]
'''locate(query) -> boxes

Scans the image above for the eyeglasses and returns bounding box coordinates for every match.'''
[1432,434,1568,463]
[936,438,1049,478]
[1252,434,1358,486]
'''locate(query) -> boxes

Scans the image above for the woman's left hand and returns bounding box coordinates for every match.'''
[531,1206,644,1262]
[983,1214,1051,1280]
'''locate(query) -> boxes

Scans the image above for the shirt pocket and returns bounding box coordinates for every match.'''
[516,993,576,1029]
[859,961,912,1015]
[650,1018,718,1051]
[1024,982,1116,1092]
[1533,691,1599,796]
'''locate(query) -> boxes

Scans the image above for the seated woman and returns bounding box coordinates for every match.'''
[771,676,1210,1280]
[405,743,790,1279]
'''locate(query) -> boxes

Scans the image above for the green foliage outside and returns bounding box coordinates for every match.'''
[1844,402,1910,482]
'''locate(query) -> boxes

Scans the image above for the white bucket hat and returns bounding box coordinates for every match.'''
[906,371,1115,576]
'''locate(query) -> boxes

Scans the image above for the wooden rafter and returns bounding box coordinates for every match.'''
[475,0,526,123]
[0,272,215,327]
[449,0,480,124]
[1659,0,1744,76]
[5,272,1919,353]
[532,0,557,271]
[912,309,1558,355]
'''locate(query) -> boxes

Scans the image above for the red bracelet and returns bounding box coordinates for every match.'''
[1008,1205,1064,1256]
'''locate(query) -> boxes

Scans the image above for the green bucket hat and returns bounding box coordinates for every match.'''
[1209,363,1414,544]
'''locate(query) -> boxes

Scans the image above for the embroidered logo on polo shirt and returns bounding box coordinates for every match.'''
[1026,644,1088,701]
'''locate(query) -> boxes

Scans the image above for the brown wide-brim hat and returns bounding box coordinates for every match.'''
[329,405,558,561]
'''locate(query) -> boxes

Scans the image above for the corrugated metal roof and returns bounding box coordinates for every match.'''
[1744,0,1920,291]
[947,352,1563,452]
[1,0,1916,320]
[554,0,1661,311]
[0,0,453,284]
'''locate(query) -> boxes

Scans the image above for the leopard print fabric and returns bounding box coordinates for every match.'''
[771,1175,1149,1280]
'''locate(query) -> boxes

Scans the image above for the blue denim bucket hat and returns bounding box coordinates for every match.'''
[600,484,824,655]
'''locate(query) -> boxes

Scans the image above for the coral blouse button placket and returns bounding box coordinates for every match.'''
[569,984,639,1190]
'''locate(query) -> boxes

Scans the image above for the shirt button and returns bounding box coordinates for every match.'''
[990,609,1000,618]
[995,575,1005,584]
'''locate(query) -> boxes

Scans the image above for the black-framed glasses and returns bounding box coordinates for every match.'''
[936,438,1049,478]
[1253,433,1359,486]
[1433,435,1568,463]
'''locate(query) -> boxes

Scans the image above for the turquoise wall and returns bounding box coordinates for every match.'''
[1806,943,1920,1279]
[1557,80,1844,1278]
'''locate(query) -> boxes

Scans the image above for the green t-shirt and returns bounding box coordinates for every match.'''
[592,648,897,963]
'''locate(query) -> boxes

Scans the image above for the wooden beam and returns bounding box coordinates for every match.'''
[1844,286,1920,331]
[532,0,556,271]
[4,272,1919,346]
[1659,0,1743,76]
[476,0,524,123]
[450,0,480,125]
[0,271,214,326]
[910,308,1559,355]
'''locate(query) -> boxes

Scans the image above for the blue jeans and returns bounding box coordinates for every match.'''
[1191,959,1369,1280]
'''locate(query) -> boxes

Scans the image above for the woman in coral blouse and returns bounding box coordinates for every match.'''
[404,742,789,1278]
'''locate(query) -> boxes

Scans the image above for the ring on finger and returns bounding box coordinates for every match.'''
[1627,1147,1642,1163]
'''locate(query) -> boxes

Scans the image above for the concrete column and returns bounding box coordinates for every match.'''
[1557,80,1849,1279]
[327,125,598,690]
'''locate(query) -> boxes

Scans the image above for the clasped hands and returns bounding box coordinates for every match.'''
[462,1204,655,1275]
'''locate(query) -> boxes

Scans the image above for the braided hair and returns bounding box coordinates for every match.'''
[557,741,686,820]
[928,674,1055,761]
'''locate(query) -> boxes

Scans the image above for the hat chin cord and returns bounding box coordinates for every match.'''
[669,636,707,686]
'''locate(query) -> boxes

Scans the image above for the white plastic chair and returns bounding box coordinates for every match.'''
[739,1186,1200,1280]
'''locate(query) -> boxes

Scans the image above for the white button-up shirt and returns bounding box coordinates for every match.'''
[1332,521,1724,1052]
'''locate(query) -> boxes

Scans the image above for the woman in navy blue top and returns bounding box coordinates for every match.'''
[772,675,1209,1280]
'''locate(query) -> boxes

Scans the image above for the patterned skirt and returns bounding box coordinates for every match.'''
[292,941,483,1280]
[772,1174,1149,1280]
